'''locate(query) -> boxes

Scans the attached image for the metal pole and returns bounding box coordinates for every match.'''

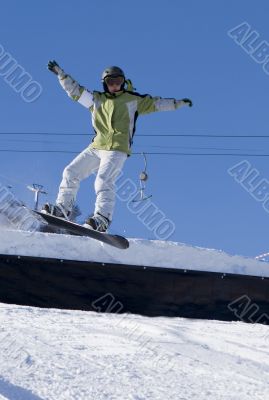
[27,184,47,210]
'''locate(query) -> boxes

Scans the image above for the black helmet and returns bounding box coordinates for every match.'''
[101,66,125,82]
[102,66,125,92]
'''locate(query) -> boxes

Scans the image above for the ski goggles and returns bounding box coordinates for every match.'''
[105,75,125,86]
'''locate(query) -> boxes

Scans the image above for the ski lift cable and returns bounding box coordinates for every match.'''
[1,132,269,138]
[2,140,268,152]
[2,149,269,157]
[0,172,31,188]
[3,136,264,151]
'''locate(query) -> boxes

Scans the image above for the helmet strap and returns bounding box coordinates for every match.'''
[125,79,135,92]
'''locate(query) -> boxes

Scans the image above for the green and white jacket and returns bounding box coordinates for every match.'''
[57,71,186,155]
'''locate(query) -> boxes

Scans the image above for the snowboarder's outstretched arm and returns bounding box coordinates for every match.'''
[137,94,192,115]
[47,60,94,108]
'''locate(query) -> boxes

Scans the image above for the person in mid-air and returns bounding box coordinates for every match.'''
[43,61,193,232]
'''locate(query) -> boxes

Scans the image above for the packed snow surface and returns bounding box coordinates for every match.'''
[0,228,268,278]
[0,303,268,400]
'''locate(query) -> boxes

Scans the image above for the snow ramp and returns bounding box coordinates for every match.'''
[0,229,268,324]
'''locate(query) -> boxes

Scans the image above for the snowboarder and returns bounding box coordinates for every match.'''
[43,61,192,232]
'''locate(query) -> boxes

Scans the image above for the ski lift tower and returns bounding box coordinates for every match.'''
[27,184,47,210]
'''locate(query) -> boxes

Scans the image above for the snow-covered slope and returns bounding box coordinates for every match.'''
[0,303,268,400]
[0,215,12,230]
[0,229,268,278]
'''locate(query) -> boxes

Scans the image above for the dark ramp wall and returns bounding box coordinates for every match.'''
[0,254,268,324]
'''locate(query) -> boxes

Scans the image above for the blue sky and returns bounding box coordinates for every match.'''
[1,0,269,258]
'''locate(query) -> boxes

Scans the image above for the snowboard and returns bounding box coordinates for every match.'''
[34,211,129,250]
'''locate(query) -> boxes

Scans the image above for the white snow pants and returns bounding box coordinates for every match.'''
[56,147,127,221]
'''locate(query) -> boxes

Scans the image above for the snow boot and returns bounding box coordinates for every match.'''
[84,213,110,232]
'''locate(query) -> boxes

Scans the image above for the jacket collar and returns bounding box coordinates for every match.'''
[105,90,124,99]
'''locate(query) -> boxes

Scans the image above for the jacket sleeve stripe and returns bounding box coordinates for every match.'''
[154,98,176,111]
[77,89,94,108]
